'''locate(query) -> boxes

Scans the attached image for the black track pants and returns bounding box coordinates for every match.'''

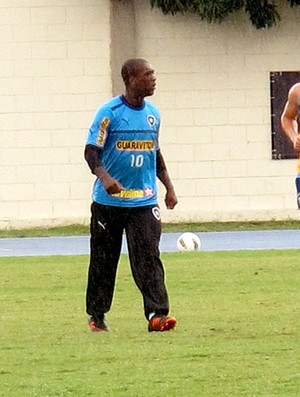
[86,202,170,321]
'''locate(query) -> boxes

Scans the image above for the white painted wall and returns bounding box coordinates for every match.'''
[0,0,111,229]
[1,0,300,229]
[133,1,300,222]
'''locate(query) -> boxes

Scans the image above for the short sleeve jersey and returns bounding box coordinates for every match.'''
[86,95,160,207]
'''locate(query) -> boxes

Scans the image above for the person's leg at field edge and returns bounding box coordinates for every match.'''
[86,202,124,331]
[125,205,176,331]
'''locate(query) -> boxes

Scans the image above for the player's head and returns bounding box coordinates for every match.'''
[121,58,156,97]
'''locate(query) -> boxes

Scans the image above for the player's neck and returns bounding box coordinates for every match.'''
[123,92,144,108]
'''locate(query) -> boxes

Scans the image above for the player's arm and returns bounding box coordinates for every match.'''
[156,149,178,209]
[84,144,124,194]
[281,85,300,151]
[85,107,124,194]
[84,144,123,194]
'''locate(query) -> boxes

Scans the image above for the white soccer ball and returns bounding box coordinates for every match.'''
[177,232,201,252]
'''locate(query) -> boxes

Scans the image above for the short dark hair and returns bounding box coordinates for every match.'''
[121,58,147,86]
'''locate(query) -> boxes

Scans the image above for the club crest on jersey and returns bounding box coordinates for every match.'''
[147,115,156,127]
[152,206,161,221]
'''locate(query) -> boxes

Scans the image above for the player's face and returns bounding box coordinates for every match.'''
[132,62,156,97]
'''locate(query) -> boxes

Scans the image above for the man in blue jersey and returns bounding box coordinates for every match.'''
[84,58,178,332]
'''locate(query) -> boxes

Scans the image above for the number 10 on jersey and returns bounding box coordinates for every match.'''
[130,154,144,167]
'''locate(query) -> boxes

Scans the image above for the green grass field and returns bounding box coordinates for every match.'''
[1,219,300,237]
[1,251,299,396]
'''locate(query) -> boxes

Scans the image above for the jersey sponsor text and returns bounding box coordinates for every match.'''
[97,117,110,146]
[116,140,155,151]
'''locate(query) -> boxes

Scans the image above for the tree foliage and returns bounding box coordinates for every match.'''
[150,0,300,29]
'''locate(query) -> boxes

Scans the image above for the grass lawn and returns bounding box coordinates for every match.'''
[1,219,300,238]
[1,251,299,396]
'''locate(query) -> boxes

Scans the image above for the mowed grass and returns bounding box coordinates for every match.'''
[1,251,299,396]
[1,219,300,238]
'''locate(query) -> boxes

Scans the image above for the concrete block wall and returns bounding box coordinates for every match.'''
[1,0,300,229]
[133,1,300,222]
[0,0,111,229]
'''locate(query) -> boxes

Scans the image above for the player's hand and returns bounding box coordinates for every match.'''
[165,190,178,209]
[293,134,300,151]
[102,175,124,195]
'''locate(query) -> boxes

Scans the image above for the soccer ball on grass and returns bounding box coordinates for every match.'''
[176,232,201,252]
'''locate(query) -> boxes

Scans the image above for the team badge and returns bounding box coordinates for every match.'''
[147,115,156,127]
[152,206,161,220]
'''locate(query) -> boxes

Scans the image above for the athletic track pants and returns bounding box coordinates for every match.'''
[86,202,170,322]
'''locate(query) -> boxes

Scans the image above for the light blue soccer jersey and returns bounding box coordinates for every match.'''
[86,95,160,207]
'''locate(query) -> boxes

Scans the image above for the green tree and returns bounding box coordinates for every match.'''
[150,0,300,29]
